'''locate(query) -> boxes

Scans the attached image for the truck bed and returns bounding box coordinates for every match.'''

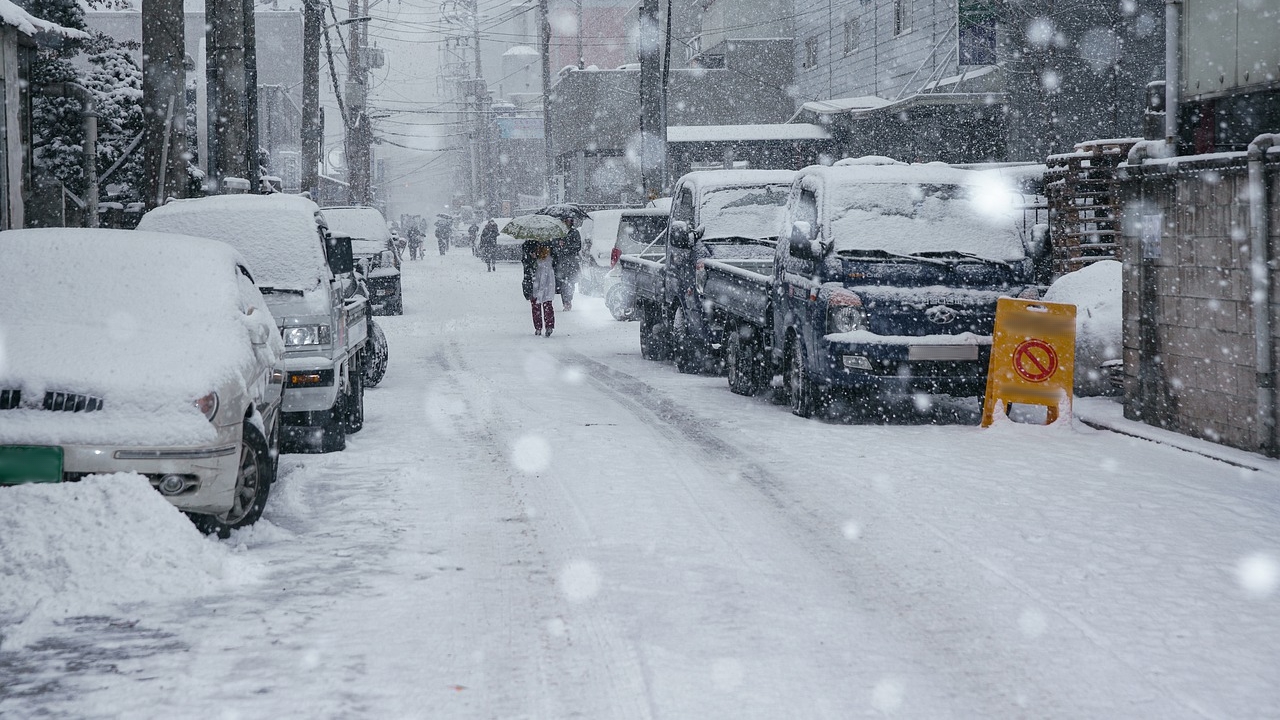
[618,253,665,304]
[701,257,773,329]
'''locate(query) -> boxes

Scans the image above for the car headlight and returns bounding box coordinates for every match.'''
[826,290,867,333]
[282,324,332,347]
[194,391,219,422]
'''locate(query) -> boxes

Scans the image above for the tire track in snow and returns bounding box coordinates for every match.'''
[428,338,658,720]
[563,350,1217,719]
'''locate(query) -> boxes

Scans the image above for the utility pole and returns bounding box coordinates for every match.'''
[141,0,188,206]
[243,0,260,183]
[539,0,552,201]
[470,0,491,215]
[302,0,321,195]
[638,0,664,200]
[345,0,371,204]
[207,0,249,189]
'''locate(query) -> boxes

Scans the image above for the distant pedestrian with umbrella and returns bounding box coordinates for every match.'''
[478,218,499,271]
[554,218,583,310]
[504,214,569,336]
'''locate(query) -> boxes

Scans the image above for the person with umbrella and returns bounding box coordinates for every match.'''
[535,204,589,312]
[505,215,568,336]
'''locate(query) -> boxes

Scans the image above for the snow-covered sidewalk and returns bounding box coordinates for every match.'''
[2,251,1278,718]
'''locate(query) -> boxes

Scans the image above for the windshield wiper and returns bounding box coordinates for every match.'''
[258,286,305,295]
[837,248,948,266]
[914,250,1011,268]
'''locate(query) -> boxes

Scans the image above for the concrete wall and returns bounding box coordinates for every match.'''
[1118,154,1280,453]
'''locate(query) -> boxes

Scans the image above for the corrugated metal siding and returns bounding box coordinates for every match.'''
[793,0,958,103]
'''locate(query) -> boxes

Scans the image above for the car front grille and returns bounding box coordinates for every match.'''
[0,389,19,410]
[42,391,104,412]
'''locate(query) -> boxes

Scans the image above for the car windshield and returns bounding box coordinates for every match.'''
[698,184,790,240]
[323,207,393,243]
[616,215,668,254]
[828,182,1026,261]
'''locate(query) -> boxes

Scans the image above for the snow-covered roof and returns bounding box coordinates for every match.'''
[667,124,831,143]
[0,0,88,38]
[503,45,538,57]
[321,206,393,243]
[798,96,892,115]
[800,164,1026,261]
[919,64,1001,93]
[677,168,797,194]
[137,194,331,291]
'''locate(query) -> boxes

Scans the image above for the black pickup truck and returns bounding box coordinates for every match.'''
[701,161,1048,416]
[618,169,795,373]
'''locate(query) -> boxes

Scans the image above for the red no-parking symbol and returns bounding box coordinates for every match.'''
[1012,339,1059,382]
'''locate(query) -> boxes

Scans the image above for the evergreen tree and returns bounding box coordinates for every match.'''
[20,0,89,202]
[83,33,146,202]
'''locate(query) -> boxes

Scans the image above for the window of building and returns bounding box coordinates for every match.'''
[843,18,859,55]
[805,36,819,68]
[894,0,913,35]
[958,0,998,65]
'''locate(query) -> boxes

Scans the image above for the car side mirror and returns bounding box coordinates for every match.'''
[668,220,693,250]
[327,234,354,274]
[249,321,271,345]
[788,221,816,259]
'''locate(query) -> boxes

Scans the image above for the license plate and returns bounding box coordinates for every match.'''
[908,345,979,361]
[0,445,64,485]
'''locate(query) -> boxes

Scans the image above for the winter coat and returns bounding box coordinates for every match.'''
[553,228,583,280]
[479,221,498,249]
[520,239,539,299]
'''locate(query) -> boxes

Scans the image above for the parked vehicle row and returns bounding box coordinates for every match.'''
[323,205,405,316]
[1,195,388,537]
[620,162,1050,417]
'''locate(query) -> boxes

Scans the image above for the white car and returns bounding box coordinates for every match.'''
[0,229,286,537]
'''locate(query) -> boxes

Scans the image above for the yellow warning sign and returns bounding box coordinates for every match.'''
[981,297,1077,427]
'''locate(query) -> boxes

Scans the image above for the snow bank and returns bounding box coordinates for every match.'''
[1043,260,1122,395]
[0,474,261,649]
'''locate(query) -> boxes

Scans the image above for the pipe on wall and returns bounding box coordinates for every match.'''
[1248,133,1277,454]
[1164,0,1181,147]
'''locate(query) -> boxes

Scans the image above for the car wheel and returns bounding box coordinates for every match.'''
[606,283,634,321]
[363,320,389,388]
[345,356,365,434]
[727,322,764,396]
[786,336,821,418]
[672,306,707,374]
[318,393,348,452]
[193,421,274,539]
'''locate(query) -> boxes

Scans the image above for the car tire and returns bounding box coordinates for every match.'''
[192,420,274,539]
[363,320,389,388]
[786,336,822,418]
[606,283,634,321]
[345,356,365,434]
[318,393,348,452]
[639,302,669,361]
[727,322,765,396]
[672,306,707,374]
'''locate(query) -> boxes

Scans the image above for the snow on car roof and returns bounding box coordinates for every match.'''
[137,194,330,290]
[801,164,1026,261]
[0,229,265,445]
[321,206,393,243]
[677,169,797,194]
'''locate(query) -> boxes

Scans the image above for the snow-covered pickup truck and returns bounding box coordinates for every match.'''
[618,169,795,372]
[706,161,1049,417]
[137,194,369,451]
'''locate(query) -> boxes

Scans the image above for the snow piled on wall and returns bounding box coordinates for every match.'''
[0,474,263,650]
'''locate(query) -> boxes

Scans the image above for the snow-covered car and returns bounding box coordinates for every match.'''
[578,208,669,296]
[137,194,369,453]
[0,229,285,537]
[322,206,403,315]
[488,217,522,261]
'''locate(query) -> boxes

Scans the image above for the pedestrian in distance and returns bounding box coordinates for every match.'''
[522,238,556,337]
[479,219,499,272]
[468,222,479,248]
[554,218,583,311]
[406,225,424,261]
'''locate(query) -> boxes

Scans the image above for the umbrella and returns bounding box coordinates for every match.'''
[535,203,590,222]
[501,214,568,242]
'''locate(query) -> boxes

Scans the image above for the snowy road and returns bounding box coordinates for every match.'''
[3,252,1279,718]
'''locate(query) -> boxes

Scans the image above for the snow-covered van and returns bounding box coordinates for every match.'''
[703,162,1047,416]
[138,194,369,451]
